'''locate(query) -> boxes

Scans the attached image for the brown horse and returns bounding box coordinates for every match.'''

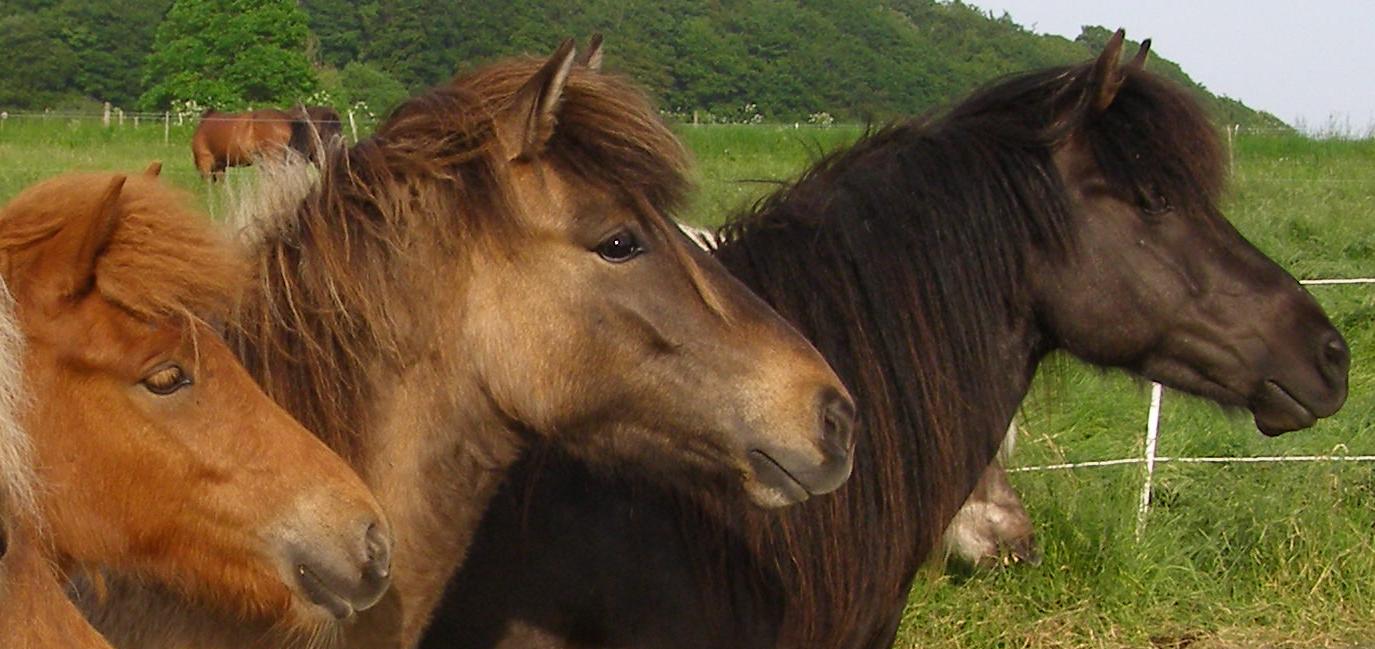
[193,108,295,181]
[421,32,1350,649]
[87,40,856,648]
[0,169,396,644]
[0,279,112,648]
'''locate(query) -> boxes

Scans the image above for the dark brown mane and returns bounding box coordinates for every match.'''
[230,57,694,460]
[705,60,1228,645]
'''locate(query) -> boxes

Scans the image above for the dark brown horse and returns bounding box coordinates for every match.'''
[87,40,856,649]
[288,105,345,163]
[420,32,1350,649]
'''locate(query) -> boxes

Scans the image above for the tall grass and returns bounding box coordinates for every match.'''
[1,119,1372,647]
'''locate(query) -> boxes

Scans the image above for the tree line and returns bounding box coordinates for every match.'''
[0,0,1287,129]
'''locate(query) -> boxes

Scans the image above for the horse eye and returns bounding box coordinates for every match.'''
[142,365,192,395]
[1141,200,1172,218]
[595,230,644,263]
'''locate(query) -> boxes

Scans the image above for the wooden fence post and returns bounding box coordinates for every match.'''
[348,110,358,143]
[102,102,111,128]
[164,111,171,145]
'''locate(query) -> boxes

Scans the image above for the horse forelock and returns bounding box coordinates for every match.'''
[231,54,706,458]
[0,174,245,325]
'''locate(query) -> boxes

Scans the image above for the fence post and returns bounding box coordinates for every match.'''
[134,115,140,128]
[102,102,111,128]
[348,110,358,143]
[164,111,171,145]
[1135,382,1164,539]
[1227,124,1238,176]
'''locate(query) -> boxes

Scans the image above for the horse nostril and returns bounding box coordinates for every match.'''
[819,389,856,458]
[364,521,392,581]
[1319,330,1350,378]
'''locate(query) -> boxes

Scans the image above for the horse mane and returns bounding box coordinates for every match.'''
[231,56,694,460]
[0,279,34,523]
[707,59,1227,644]
[0,174,244,324]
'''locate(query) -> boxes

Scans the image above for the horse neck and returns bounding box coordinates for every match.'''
[346,367,525,648]
[4,520,112,648]
[234,184,529,648]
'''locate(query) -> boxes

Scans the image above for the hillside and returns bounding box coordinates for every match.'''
[0,0,1287,129]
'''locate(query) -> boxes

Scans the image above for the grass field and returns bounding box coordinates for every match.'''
[2,117,1373,648]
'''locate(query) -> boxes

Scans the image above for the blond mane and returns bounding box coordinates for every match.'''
[0,278,34,522]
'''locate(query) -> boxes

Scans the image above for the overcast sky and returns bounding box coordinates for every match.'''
[967,1,1375,133]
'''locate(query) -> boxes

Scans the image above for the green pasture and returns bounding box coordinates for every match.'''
[1,119,1373,648]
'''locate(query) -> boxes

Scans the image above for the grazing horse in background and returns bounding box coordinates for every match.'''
[89,39,856,649]
[680,220,1040,568]
[940,425,1039,568]
[422,31,1349,649]
[0,282,111,648]
[0,168,395,647]
[192,108,298,181]
[289,105,345,163]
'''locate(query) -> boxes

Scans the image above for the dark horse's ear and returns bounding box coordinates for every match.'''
[577,34,605,71]
[1089,28,1128,113]
[497,38,577,161]
[143,161,163,178]
[1127,38,1152,71]
[49,175,125,299]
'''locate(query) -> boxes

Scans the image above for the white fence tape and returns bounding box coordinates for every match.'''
[1009,278,1373,535]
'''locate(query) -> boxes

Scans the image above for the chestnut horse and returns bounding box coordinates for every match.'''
[88,40,856,648]
[421,32,1349,649]
[193,108,297,181]
[0,170,395,645]
[194,106,339,181]
[0,279,111,648]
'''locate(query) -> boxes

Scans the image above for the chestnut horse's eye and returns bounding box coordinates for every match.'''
[595,230,645,263]
[142,365,192,395]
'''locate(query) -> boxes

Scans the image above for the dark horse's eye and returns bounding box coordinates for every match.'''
[142,364,192,395]
[595,230,645,263]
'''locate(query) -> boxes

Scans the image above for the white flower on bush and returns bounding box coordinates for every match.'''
[808,111,835,128]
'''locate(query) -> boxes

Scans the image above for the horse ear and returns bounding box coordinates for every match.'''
[1090,28,1127,113]
[577,34,605,71]
[143,161,162,178]
[1127,38,1151,71]
[51,175,125,298]
[497,38,577,161]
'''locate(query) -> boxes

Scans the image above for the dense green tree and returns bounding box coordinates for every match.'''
[140,0,316,110]
[0,13,77,108]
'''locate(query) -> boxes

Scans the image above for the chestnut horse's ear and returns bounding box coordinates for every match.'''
[143,161,163,178]
[496,38,577,161]
[577,33,605,71]
[1090,28,1127,113]
[52,175,125,298]
[1127,38,1152,71]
